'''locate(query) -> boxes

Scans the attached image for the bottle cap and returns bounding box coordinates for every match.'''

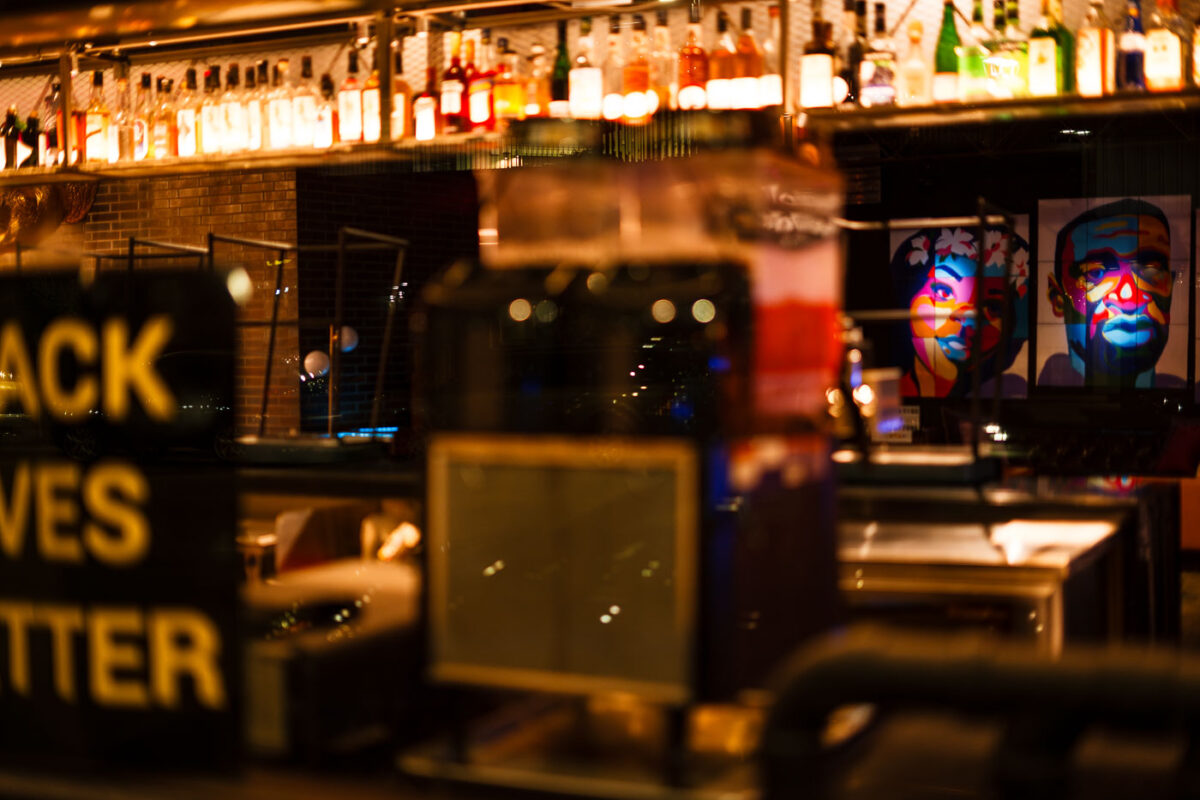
[609,14,620,33]
[186,67,197,90]
[633,14,646,31]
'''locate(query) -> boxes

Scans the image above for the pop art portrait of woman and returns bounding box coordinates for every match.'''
[889,225,1030,399]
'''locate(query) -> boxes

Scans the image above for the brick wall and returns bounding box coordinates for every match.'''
[15,169,301,436]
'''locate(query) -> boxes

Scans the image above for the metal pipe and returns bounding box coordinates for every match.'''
[258,250,287,438]
[835,214,1013,231]
[371,246,408,430]
[132,238,209,255]
[329,227,347,439]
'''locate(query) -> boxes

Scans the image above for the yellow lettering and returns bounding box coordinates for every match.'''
[88,607,148,708]
[37,605,82,702]
[38,318,98,423]
[35,462,82,564]
[0,321,39,416]
[0,602,34,696]
[149,609,226,710]
[82,463,149,568]
[103,316,176,422]
[0,463,29,559]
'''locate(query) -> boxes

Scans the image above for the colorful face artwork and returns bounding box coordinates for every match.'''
[890,226,1030,398]
[1047,201,1174,386]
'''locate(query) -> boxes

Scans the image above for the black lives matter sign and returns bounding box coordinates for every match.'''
[0,271,238,771]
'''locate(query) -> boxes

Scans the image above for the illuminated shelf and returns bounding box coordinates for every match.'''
[802,89,1200,133]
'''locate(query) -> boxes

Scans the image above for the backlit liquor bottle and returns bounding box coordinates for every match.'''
[651,10,676,112]
[153,77,178,157]
[415,66,440,141]
[733,7,765,108]
[1118,0,1147,90]
[221,65,246,153]
[708,10,738,110]
[464,36,478,88]
[570,17,604,119]
[114,73,133,162]
[84,70,110,164]
[243,65,263,151]
[527,43,552,117]
[43,81,62,165]
[1145,0,1186,91]
[897,20,934,104]
[623,15,653,121]
[315,73,336,148]
[21,111,40,167]
[133,73,151,160]
[294,55,319,146]
[958,0,990,100]
[1193,6,1200,85]
[338,50,363,142]
[549,21,570,116]
[201,67,225,155]
[933,0,961,101]
[69,80,88,164]
[1030,0,1062,95]
[255,61,271,148]
[760,5,784,106]
[801,19,836,108]
[268,61,293,149]
[176,68,199,157]
[860,2,898,106]
[441,31,468,132]
[839,0,867,104]
[603,15,626,120]
[362,50,382,142]
[1,107,17,168]
[1001,0,1031,96]
[493,39,525,124]
[678,4,709,109]
[1077,0,1116,96]
[984,0,1017,97]
[468,29,497,131]
[392,47,413,139]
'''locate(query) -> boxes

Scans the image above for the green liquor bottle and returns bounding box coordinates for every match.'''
[933,0,962,101]
[958,0,991,100]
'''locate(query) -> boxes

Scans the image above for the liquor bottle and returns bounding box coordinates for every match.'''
[984,0,1015,97]
[392,47,413,139]
[1,107,18,168]
[933,0,961,101]
[362,50,382,142]
[69,79,88,165]
[468,29,497,131]
[200,67,224,155]
[464,37,478,88]
[526,43,552,117]
[1077,0,1117,96]
[315,73,336,148]
[221,66,246,153]
[337,50,363,142]
[153,77,178,157]
[493,38,525,124]
[603,15,626,120]
[20,111,39,167]
[760,5,784,106]
[176,68,199,157]
[622,15,653,121]
[43,82,62,166]
[1118,0,1148,90]
[678,3,709,109]
[256,61,271,149]
[733,7,765,108]
[1029,0,1067,95]
[570,17,604,119]
[898,21,934,104]
[1145,0,1186,91]
[651,10,676,112]
[550,21,570,116]
[958,0,990,100]
[1002,0,1031,96]
[84,71,110,164]
[295,55,319,146]
[801,18,837,108]
[840,0,868,104]
[415,66,440,140]
[132,73,151,161]
[268,61,293,149]
[860,2,898,106]
[1193,7,1200,86]
[114,74,133,162]
[243,65,263,151]
[441,31,468,132]
[708,10,738,110]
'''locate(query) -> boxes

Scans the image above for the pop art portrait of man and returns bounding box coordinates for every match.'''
[1037,196,1188,389]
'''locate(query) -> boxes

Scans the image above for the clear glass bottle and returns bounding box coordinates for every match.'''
[243,65,263,151]
[201,66,224,155]
[733,7,765,108]
[933,0,961,101]
[1118,0,1148,90]
[153,77,177,158]
[603,15,626,120]
[959,0,991,100]
[114,73,133,162]
[362,49,382,142]
[623,15,653,120]
[314,73,336,148]
[441,31,468,132]
[293,55,319,147]
[132,73,151,161]
[415,66,441,140]
[651,10,676,113]
[1001,0,1031,96]
[1145,0,1186,91]
[527,43,552,117]
[1077,0,1117,96]
[493,38,525,125]
[760,5,784,106]
[392,46,413,139]
[678,3,709,109]
[221,65,246,153]
[860,2,898,106]
[841,0,868,105]
[268,60,294,149]
[801,5,836,110]
[468,29,497,131]
[84,70,110,164]
[176,68,199,157]
[570,17,604,119]
[897,20,933,104]
[708,10,738,110]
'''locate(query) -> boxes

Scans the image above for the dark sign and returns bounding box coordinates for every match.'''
[0,270,238,772]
